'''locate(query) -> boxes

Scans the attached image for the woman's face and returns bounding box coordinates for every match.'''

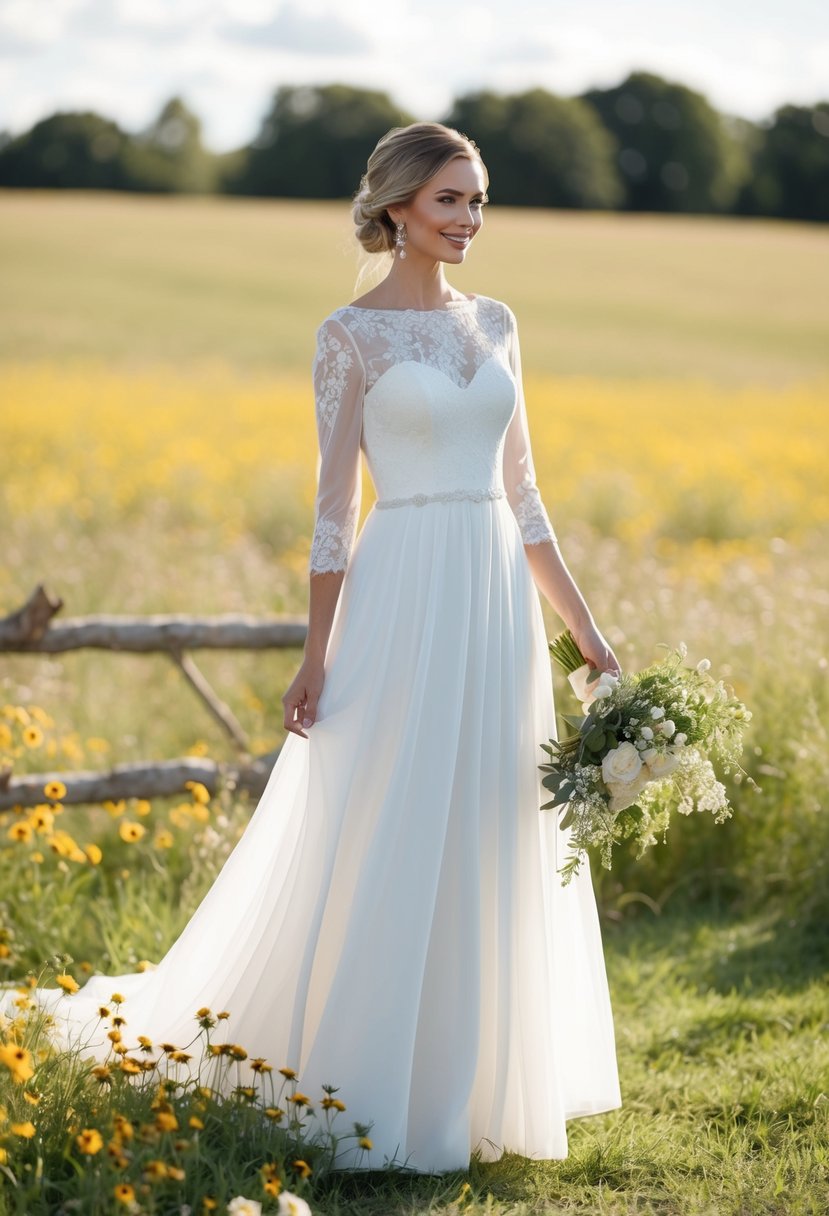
[389,156,488,264]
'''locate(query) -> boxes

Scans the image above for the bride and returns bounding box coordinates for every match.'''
[2,121,621,1174]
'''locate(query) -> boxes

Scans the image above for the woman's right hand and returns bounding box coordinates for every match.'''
[282,656,325,739]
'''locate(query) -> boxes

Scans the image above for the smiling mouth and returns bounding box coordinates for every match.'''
[441,233,471,247]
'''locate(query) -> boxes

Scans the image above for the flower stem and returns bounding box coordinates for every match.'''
[549,629,586,675]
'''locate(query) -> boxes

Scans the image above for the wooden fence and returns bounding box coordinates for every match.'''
[0,584,307,811]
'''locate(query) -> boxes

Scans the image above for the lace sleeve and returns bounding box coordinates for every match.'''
[502,306,558,546]
[309,316,365,574]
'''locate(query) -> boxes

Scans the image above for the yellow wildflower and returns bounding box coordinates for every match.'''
[111,992,125,1003]
[113,1183,136,1205]
[279,1066,297,1079]
[119,1058,143,1075]
[250,1057,272,1073]
[44,779,66,800]
[292,1158,312,1178]
[56,973,80,994]
[263,1179,282,1197]
[103,799,126,817]
[359,1136,373,1151]
[84,843,103,865]
[7,821,33,843]
[118,820,145,843]
[167,1165,186,1181]
[11,1120,36,1137]
[189,1114,205,1129]
[23,1090,41,1105]
[76,1127,104,1154]
[143,1159,168,1179]
[185,780,211,804]
[153,828,174,849]
[0,1042,35,1084]
[264,1107,284,1121]
[22,725,43,748]
[134,798,152,816]
[155,1111,178,1132]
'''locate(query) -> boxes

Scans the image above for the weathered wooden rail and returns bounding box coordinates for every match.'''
[0,585,308,810]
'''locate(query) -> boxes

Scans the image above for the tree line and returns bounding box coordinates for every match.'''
[0,73,826,222]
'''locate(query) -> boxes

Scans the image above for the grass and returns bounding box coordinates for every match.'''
[1,191,828,1213]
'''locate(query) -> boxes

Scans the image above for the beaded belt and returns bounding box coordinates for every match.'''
[374,487,506,510]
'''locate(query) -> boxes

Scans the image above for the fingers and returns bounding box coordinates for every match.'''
[282,684,321,739]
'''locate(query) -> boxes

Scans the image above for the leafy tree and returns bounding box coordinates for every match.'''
[0,111,130,189]
[737,103,829,221]
[227,84,414,197]
[581,71,749,213]
[122,97,218,193]
[444,88,623,209]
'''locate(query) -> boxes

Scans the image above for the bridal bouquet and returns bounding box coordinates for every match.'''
[540,631,752,884]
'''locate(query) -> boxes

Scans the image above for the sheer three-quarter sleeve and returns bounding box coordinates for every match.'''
[502,306,558,546]
[309,316,365,574]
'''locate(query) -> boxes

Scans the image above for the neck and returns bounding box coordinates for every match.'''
[379,257,457,310]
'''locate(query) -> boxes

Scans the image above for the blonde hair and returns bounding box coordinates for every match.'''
[352,121,488,256]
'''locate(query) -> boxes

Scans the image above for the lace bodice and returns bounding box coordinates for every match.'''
[309,294,557,573]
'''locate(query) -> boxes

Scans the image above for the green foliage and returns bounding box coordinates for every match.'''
[227,84,414,198]
[581,70,752,214]
[445,87,624,209]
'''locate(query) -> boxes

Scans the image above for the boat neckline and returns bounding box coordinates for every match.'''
[342,295,480,313]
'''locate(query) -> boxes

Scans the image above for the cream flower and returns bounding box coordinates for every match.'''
[278,1193,312,1216]
[228,1200,262,1216]
[601,742,643,786]
[645,750,681,778]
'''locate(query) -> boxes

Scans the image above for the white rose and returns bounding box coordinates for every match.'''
[607,767,651,811]
[601,741,643,786]
[651,707,665,720]
[229,1200,262,1216]
[641,747,659,764]
[639,726,654,741]
[659,719,676,737]
[645,750,681,779]
[674,732,687,746]
[279,1194,313,1216]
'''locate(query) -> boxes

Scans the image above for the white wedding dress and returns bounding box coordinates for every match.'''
[0,294,620,1172]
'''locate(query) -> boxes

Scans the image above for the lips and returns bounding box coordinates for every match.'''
[441,232,471,247]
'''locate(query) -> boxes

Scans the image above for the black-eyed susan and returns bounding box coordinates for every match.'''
[76,1127,104,1155]
[56,972,79,994]
[22,725,44,748]
[288,1092,312,1109]
[103,799,126,817]
[43,779,66,801]
[153,829,174,849]
[143,1159,168,1179]
[10,1120,36,1138]
[119,1058,143,1076]
[7,821,33,843]
[155,1111,178,1132]
[263,1107,284,1121]
[84,843,103,865]
[137,1035,153,1052]
[263,1178,282,1198]
[0,1042,35,1084]
[134,798,152,817]
[250,1057,272,1073]
[170,1050,192,1064]
[112,1014,126,1027]
[110,992,126,1004]
[292,1158,312,1179]
[113,1183,136,1206]
[23,1089,41,1106]
[118,820,145,843]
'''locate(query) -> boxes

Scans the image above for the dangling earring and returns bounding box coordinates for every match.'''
[394,221,407,260]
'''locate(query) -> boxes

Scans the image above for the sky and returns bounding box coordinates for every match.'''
[0,0,827,152]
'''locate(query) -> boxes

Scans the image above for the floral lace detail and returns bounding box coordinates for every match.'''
[333,297,505,393]
[313,319,360,430]
[375,487,506,510]
[309,504,359,574]
[513,471,557,545]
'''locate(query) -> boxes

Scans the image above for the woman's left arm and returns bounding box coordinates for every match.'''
[502,305,620,675]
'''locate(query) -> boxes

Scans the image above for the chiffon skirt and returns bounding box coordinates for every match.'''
[0,497,620,1172]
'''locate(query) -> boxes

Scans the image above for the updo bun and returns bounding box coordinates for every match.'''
[352,122,487,256]
[351,181,395,254]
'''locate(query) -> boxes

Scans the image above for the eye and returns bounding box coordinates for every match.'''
[438,196,487,207]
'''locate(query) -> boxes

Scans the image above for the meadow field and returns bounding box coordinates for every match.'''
[1,191,828,1215]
